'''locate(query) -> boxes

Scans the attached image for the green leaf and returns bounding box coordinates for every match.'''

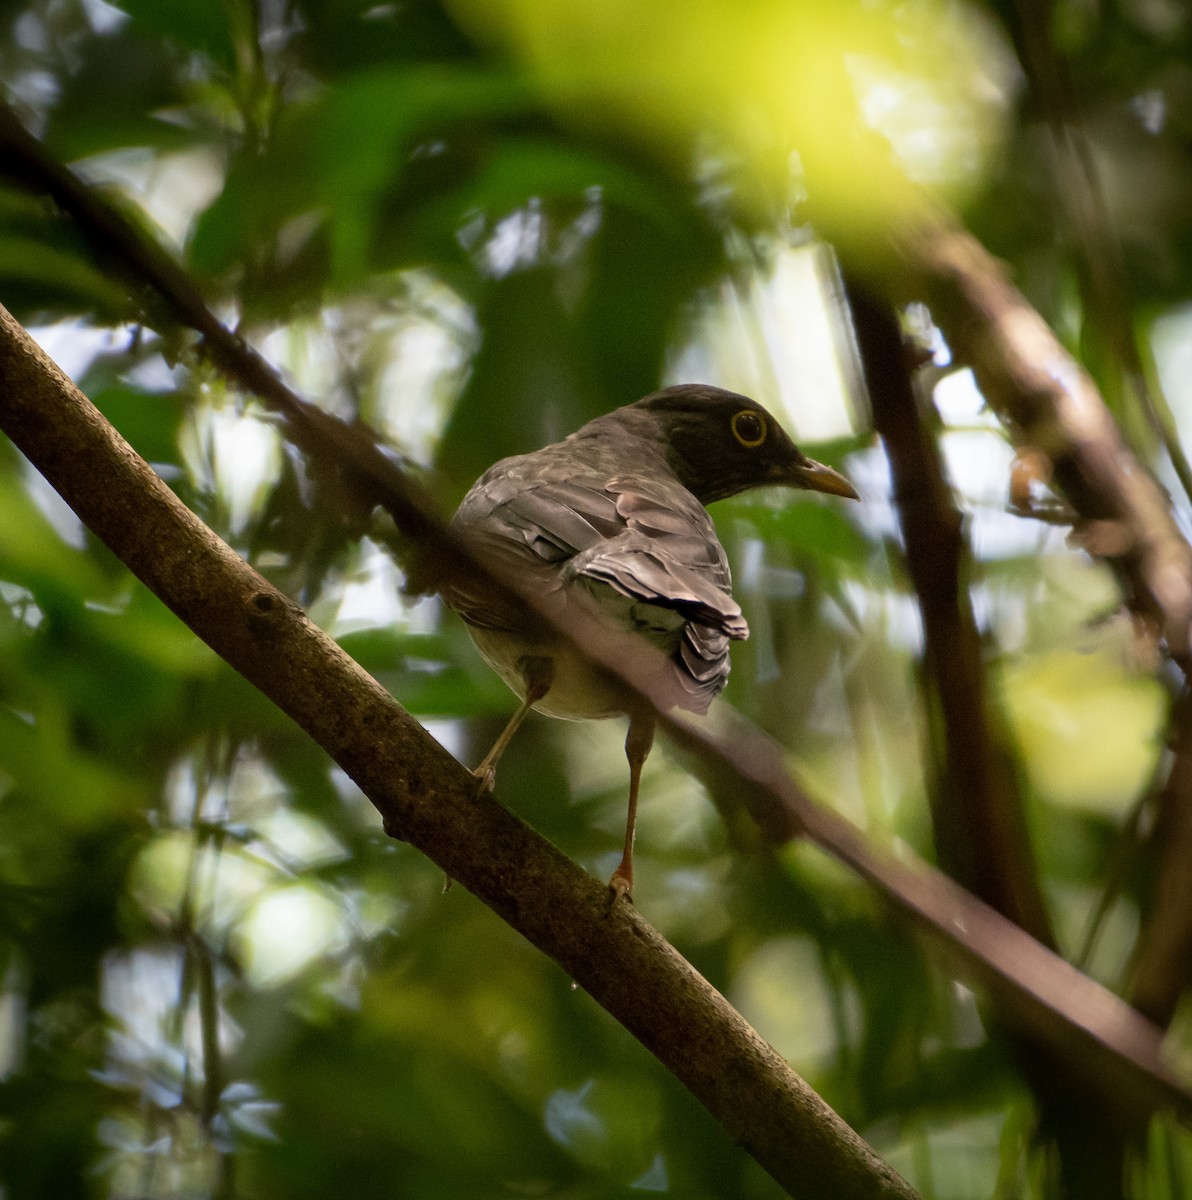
[107,0,237,68]
[0,234,131,319]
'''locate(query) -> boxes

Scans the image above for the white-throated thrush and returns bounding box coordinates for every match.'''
[444,383,857,899]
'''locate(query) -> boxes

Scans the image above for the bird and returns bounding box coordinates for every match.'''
[443,383,857,900]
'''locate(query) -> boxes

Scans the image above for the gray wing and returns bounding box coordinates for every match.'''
[446,461,622,629]
[447,461,747,710]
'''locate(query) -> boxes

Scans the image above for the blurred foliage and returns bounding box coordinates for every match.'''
[0,0,1191,1197]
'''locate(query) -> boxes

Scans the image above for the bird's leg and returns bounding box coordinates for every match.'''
[472,655,554,793]
[609,709,655,903]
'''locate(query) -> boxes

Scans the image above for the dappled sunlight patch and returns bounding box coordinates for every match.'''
[543,1076,662,1176]
[1001,641,1165,815]
[670,242,858,444]
[448,0,1014,234]
[101,946,242,1096]
[179,405,283,538]
[97,1108,222,1200]
[882,1111,1013,1200]
[729,933,857,1071]
[129,830,275,934]
[231,883,351,989]
[250,809,349,873]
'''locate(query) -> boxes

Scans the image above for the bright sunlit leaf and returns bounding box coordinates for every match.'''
[447,0,1014,235]
[1002,646,1165,814]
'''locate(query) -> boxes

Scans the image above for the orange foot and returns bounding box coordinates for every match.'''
[608,868,633,907]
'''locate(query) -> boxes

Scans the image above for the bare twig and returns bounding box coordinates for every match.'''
[847,280,1053,943]
[891,213,1192,1037]
[893,213,1192,672]
[1130,687,1192,1025]
[1006,0,1192,507]
[846,282,1133,1198]
[0,101,441,560]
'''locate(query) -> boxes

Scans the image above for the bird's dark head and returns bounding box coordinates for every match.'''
[629,384,858,505]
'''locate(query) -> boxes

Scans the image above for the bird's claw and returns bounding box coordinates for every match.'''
[607,870,633,908]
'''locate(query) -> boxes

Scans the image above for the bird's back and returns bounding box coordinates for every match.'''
[446,448,747,717]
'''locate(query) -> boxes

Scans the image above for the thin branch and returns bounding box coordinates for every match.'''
[1006,0,1192,507]
[0,301,919,1200]
[847,280,1053,944]
[1130,687,1192,1025]
[845,281,1131,1199]
[0,101,443,563]
[891,211,1192,1033]
[892,212,1192,672]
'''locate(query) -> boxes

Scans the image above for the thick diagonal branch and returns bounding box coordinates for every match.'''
[0,301,917,1200]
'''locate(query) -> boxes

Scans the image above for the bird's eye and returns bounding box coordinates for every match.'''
[731,410,766,448]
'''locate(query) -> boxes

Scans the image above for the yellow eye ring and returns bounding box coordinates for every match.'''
[731,410,767,448]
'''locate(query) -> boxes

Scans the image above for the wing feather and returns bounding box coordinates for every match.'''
[448,465,747,710]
